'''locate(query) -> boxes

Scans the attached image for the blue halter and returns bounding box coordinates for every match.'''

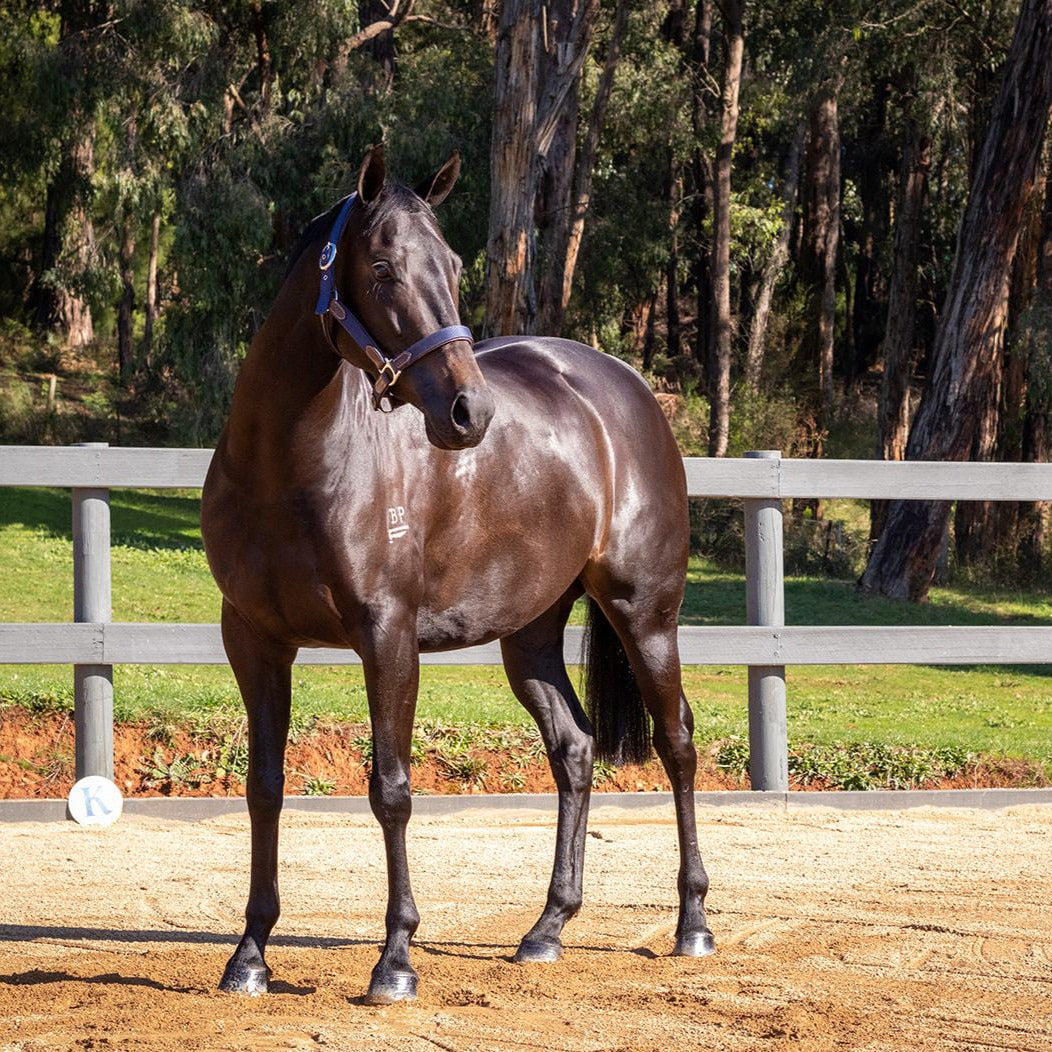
[315,193,473,411]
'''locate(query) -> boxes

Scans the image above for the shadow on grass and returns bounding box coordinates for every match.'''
[0,486,202,550]
[5,487,1051,629]
[681,571,1052,628]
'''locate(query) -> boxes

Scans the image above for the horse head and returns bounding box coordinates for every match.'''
[319,144,494,450]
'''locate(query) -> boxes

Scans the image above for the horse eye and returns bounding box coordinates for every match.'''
[372,261,393,281]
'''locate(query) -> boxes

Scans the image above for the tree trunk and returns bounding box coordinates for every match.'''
[954,164,1043,570]
[545,0,628,333]
[536,0,603,336]
[860,0,1052,601]
[1019,398,1048,573]
[479,0,498,43]
[851,79,891,381]
[707,0,744,457]
[143,212,161,360]
[29,2,98,349]
[117,213,135,384]
[666,157,683,359]
[484,0,597,338]
[357,0,397,88]
[691,0,714,370]
[800,84,841,417]
[535,86,579,336]
[253,1,275,107]
[32,126,96,348]
[871,120,931,540]
[1017,165,1052,573]
[642,287,658,371]
[662,1,688,360]
[485,2,541,336]
[745,120,806,389]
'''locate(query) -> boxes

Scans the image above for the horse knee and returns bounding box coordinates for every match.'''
[369,770,412,826]
[247,770,284,818]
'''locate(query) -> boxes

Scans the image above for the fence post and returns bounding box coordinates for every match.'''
[744,450,787,791]
[72,442,113,781]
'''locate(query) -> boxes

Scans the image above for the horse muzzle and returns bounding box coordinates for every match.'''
[425,384,495,450]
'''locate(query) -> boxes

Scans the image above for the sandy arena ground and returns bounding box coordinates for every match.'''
[0,802,1050,1051]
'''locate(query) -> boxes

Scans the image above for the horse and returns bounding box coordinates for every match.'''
[200,144,715,1005]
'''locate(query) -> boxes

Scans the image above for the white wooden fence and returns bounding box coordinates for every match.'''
[2,443,1051,792]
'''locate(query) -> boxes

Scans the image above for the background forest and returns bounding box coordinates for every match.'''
[1,0,1051,604]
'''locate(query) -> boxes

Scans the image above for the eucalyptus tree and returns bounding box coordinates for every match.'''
[861,0,1052,601]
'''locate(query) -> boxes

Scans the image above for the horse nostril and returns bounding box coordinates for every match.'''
[451,393,472,432]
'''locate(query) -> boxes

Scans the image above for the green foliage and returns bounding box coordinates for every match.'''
[788,741,974,791]
[718,735,976,790]
[144,747,199,789]
[298,771,337,796]
[0,371,38,441]
[714,737,750,779]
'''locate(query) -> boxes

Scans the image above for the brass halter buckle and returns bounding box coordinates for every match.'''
[378,360,402,390]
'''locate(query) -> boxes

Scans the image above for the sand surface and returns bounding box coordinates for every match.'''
[1,802,1050,1051]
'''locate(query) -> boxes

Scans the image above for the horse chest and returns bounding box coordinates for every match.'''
[206,488,380,647]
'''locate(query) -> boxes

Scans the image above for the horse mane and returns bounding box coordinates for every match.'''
[284,199,343,279]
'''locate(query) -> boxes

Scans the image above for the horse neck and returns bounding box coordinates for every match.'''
[221,274,372,476]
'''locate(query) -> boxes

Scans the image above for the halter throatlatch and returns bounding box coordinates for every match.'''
[314,192,473,411]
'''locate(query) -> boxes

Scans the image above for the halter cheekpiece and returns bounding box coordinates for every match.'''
[315,192,473,411]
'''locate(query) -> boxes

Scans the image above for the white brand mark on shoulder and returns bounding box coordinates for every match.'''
[386,505,409,543]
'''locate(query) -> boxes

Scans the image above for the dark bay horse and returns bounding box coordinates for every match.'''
[201,145,714,1005]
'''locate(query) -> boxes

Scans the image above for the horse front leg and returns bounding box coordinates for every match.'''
[360,617,421,1005]
[218,600,296,995]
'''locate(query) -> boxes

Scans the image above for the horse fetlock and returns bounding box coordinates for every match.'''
[678,868,710,902]
[368,772,412,822]
[244,905,280,938]
[551,890,583,922]
[386,906,420,941]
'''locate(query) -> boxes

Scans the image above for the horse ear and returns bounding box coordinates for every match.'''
[357,144,386,204]
[414,151,461,208]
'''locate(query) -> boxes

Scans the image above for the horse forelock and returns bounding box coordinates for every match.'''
[360,183,439,238]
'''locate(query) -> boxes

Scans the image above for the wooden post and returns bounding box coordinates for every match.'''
[744,450,787,791]
[72,443,113,780]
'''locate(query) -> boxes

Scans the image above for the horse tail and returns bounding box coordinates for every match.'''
[582,596,651,765]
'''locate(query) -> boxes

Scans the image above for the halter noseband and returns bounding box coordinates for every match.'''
[314,193,473,411]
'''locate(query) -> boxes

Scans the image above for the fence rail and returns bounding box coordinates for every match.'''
[2,444,1051,795]
[5,443,1052,499]
[3,622,1051,667]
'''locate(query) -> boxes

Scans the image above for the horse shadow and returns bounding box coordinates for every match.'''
[0,922,643,981]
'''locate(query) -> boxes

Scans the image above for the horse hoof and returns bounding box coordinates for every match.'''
[218,959,270,995]
[673,931,716,958]
[365,970,418,1005]
[513,938,563,963]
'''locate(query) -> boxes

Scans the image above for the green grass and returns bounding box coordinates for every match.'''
[1,486,1051,767]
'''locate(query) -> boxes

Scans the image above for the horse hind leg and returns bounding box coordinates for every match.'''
[500,587,593,962]
[587,592,714,957]
[217,600,296,995]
